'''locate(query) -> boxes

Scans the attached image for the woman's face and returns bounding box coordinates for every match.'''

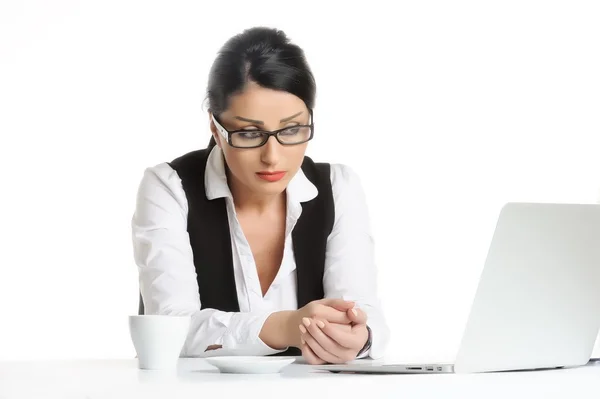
[210,82,311,198]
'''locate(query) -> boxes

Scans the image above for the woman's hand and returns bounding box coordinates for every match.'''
[299,307,369,365]
[261,298,355,350]
[286,298,355,348]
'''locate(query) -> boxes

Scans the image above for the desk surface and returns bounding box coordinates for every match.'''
[1,358,598,399]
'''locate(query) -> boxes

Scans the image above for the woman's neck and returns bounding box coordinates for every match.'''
[227,169,286,215]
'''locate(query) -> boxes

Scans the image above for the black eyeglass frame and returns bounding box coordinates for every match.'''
[211,109,314,149]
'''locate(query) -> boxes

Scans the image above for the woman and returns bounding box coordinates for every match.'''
[132,26,389,364]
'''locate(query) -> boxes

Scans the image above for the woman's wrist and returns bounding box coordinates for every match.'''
[260,310,298,350]
[286,310,303,348]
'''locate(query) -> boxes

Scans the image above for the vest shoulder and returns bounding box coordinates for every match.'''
[301,156,331,178]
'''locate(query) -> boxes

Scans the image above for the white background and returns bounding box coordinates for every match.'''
[1,0,599,362]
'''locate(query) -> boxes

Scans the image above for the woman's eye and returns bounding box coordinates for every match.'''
[281,127,300,135]
[239,131,263,139]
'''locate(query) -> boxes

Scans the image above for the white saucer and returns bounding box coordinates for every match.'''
[204,356,296,374]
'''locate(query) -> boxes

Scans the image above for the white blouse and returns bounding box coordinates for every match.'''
[131,146,389,359]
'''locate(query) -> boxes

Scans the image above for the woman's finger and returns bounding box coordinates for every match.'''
[330,323,352,333]
[317,306,352,324]
[304,318,355,362]
[300,321,342,364]
[319,321,366,350]
[300,337,326,365]
[317,298,355,311]
[347,307,368,325]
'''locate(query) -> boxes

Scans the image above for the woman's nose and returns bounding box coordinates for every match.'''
[260,136,281,165]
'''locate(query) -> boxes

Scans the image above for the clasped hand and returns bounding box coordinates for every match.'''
[293,299,369,365]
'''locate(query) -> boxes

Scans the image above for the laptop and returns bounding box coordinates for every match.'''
[316,202,600,374]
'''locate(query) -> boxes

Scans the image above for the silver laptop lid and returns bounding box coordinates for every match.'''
[454,202,600,373]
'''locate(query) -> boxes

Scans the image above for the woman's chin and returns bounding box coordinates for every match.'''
[251,176,289,194]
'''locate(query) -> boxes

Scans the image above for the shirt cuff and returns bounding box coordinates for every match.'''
[219,311,289,356]
[355,325,373,359]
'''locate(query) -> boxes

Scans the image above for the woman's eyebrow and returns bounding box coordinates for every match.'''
[279,111,303,123]
[233,111,303,125]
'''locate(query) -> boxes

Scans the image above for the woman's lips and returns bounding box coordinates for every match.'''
[256,171,286,182]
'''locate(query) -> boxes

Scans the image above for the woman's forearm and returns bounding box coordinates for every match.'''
[259,310,299,350]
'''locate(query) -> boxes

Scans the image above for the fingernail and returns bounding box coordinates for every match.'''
[300,337,305,345]
[316,320,325,328]
[302,317,311,327]
[352,309,358,316]
[299,325,307,334]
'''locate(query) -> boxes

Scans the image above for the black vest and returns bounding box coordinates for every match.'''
[139,147,334,355]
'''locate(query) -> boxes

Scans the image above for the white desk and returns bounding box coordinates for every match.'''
[0,358,598,399]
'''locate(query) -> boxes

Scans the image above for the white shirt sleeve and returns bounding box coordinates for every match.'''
[131,163,284,357]
[325,164,391,359]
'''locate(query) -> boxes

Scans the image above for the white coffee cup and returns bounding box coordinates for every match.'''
[129,315,191,370]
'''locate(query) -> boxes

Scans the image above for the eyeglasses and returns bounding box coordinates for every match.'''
[211,109,314,149]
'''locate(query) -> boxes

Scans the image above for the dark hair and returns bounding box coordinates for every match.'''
[206,27,316,146]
